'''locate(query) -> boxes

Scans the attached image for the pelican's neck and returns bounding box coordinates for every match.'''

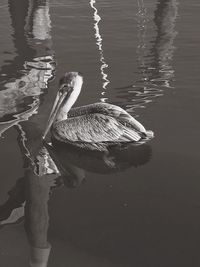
[55,78,83,122]
[55,106,69,122]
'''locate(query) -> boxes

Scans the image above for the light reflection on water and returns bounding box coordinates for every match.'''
[0,1,57,265]
[0,0,55,137]
[115,0,178,113]
[89,0,110,102]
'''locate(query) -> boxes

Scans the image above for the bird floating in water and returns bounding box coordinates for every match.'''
[43,72,154,151]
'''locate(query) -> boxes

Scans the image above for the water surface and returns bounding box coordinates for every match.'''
[0,0,200,266]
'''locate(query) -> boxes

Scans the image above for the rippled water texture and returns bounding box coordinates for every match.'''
[0,0,199,266]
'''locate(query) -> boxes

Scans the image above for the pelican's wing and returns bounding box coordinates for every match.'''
[52,113,142,144]
[70,103,147,134]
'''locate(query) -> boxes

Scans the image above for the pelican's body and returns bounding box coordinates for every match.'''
[43,72,154,151]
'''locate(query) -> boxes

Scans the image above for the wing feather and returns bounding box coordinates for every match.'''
[70,103,147,133]
[52,113,142,144]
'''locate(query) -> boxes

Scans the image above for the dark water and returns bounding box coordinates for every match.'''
[0,0,199,266]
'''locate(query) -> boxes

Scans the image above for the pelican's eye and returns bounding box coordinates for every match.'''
[59,83,67,94]
[60,84,74,97]
[67,86,73,96]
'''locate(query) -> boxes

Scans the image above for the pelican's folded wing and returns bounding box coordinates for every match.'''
[70,102,147,134]
[52,113,142,144]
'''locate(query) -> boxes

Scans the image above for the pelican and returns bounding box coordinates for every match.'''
[43,72,154,151]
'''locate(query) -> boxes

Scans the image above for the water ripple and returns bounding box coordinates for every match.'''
[0,56,55,136]
[115,0,178,114]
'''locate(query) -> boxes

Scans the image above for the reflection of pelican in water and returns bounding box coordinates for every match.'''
[0,140,151,227]
[43,72,154,151]
[44,140,152,183]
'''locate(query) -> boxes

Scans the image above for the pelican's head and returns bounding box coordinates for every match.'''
[59,71,83,94]
[43,72,83,139]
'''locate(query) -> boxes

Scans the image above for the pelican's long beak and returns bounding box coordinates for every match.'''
[42,87,68,139]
